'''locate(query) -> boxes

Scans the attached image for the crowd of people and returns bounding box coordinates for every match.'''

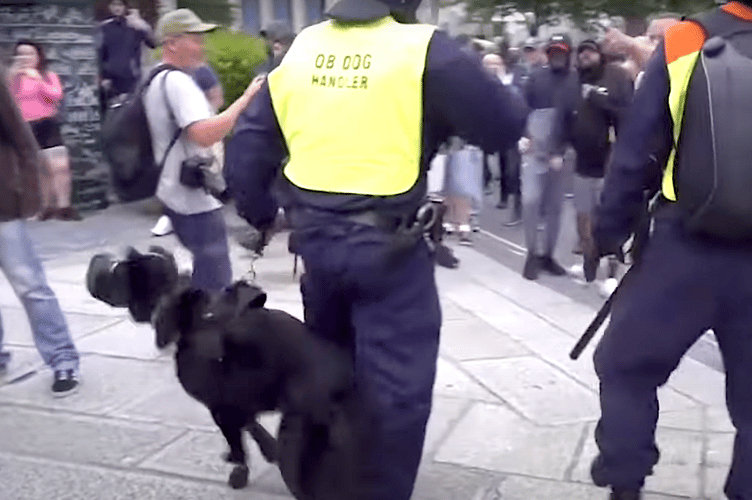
[429,16,680,298]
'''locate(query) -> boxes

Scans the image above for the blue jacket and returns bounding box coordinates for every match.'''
[225,27,529,230]
[594,44,672,253]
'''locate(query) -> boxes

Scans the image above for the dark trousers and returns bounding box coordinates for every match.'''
[501,148,521,203]
[165,207,232,292]
[294,221,441,500]
[592,208,752,499]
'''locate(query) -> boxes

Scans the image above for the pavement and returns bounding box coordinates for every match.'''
[0,201,735,500]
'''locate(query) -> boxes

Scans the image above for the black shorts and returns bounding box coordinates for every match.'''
[29,117,63,149]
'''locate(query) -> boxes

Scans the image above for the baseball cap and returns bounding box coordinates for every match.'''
[546,33,572,53]
[157,9,217,42]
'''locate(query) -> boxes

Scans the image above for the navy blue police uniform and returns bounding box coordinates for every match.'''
[224,0,528,498]
[589,2,752,499]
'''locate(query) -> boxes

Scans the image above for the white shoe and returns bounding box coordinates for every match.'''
[151,215,173,237]
[599,278,619,297]
[568,264,585,280]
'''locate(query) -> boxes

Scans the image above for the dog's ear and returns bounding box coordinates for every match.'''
[235,282,267,312]
[154,288,205,348]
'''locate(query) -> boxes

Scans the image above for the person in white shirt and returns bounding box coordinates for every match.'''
[144,9,264,291]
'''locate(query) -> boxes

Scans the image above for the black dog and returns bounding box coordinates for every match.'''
[87,246,369,499]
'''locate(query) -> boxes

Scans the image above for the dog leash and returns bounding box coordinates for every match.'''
[240,253,259,284]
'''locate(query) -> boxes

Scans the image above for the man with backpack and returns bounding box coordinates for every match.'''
[139,9,264,292]
[584,2,752,499]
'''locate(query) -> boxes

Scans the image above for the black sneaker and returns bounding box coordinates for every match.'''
[610,490,642,500]
[435,243,460,269]
[539,255,567,276]
[52,369,79,398]
[522,253,540,280]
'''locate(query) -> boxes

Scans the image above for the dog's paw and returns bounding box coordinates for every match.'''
[228,464,249,489]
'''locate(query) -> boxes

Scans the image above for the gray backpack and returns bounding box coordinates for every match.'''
[675,11,752,239]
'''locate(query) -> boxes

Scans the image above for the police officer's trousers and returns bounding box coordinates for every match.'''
[294,221,441,500]
[591,209,752,499]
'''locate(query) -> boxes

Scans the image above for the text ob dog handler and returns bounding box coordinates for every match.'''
[311,53,372,89]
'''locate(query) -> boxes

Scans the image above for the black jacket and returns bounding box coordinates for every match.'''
[98,16,156,94]
[568,62,634,178]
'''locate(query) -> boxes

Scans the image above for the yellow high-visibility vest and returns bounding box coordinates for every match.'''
[662,1,752,200]
[267,16,435,196]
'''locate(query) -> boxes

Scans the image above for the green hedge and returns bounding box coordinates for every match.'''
[148,29,268,112]
[205,30,268,112]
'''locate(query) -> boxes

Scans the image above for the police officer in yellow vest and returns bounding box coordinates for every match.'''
[224,0,528,497]
[584,2,752,499]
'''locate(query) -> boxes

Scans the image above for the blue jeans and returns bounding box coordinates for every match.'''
[164,207,232,292]
[0,220,79,371]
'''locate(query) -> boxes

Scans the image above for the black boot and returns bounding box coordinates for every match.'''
[539,255,567,276]
[505,195,522,226]
[522,253,540,280]
[609,489,642,500]
[435,243,460,269]
[496,193,508,210]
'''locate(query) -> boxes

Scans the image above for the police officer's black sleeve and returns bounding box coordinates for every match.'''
[423,31,529,153]
[224,81,288,231]
[594,45,673,253]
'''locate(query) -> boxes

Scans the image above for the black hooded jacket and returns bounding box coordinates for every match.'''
[566,45,634,178]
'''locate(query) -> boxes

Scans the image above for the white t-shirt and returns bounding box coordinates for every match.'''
[143,69,221,215]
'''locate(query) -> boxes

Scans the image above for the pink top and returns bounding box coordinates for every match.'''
[12,71,63,122]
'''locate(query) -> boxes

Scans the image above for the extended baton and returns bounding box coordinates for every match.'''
[569,275,621,360]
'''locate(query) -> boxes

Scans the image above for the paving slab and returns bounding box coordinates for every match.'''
[461,357,599,425]
[496,476,682,500]
[667,356,726,407]
[440,299,476,322]
[422,396,471,459]
[433,358,502,403]
[0,306,122,346]
[75,319,162,360]
[0,453,288,500]
[139,429,275,486]
[535,300,598,339]
[439,317,531,362]
[0,345,44,385]
[657,408,704,432]
[705,465,731,500]
[0,354,173,415]
[434,401,585,480]
[706,432,734,467]
[412,462,503,500]
[448,246,573,308]
[706,407,734,433]
[109,377,216,429]
[572,425,703,498]
[0,406,184,468]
